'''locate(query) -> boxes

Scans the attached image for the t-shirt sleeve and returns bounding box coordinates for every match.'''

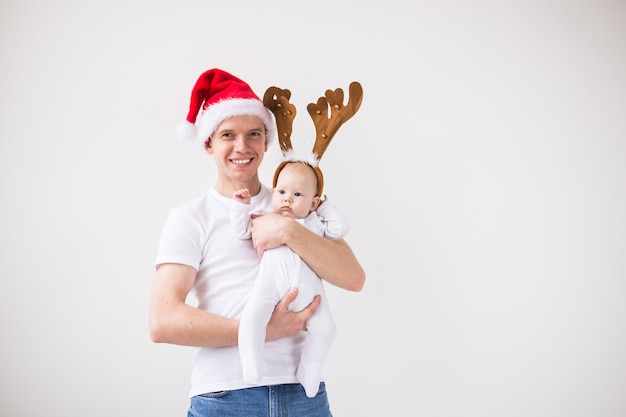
[155,208,204,270]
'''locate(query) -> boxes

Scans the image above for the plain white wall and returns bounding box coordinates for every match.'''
[1,1,625,416]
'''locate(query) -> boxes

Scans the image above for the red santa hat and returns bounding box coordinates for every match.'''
[176,68,276,144]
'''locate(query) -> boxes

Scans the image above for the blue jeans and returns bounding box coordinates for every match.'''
[188,382,333,417]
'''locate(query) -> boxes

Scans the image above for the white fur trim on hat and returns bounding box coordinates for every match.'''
[196,98,276,144]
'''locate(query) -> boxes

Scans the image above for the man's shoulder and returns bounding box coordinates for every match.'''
[175,190,213,212]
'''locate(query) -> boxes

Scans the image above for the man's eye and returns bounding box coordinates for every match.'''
[248,131,263,139]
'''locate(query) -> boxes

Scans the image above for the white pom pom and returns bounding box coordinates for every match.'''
[282,149,320,167]
[176,121,197,140]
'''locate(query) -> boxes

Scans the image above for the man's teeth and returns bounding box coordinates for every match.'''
[232,159,251,164]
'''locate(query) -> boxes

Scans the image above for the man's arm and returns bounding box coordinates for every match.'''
[250,213,365,292]
[148,263,320,347]
[149,263,238,347]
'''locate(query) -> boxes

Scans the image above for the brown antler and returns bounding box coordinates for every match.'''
[307,81,363,160]
[263,86,297,154]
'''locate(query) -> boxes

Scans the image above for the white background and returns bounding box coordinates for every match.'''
[1,1,625,416]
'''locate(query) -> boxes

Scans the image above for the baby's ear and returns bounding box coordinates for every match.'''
[311,196,321,211]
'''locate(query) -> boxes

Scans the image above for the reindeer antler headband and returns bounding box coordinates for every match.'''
[263,81,363,197]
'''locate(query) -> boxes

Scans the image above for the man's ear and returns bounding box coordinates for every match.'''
[205,138,213,154]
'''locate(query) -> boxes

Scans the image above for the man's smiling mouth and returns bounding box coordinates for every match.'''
[231,158,252,164]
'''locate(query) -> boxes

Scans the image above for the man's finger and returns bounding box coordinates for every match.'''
[303,294,321,318]
[277,288,298,311]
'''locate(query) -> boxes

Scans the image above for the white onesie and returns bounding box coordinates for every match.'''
[231,200,349,397]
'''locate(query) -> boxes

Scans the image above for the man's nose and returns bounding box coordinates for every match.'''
[233,135,249,150]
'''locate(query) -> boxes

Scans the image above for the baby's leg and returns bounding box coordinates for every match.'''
[238,247,294,383]
[296,272,337,397]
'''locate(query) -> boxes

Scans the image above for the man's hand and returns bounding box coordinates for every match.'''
[250,212,291,256]
[265,288,321,341]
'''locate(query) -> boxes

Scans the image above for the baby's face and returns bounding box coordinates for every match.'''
[272,163,320,219]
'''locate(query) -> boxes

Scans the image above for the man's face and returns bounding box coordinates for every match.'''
[206,115,268,191]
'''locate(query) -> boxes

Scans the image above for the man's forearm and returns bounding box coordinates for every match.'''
[284,220,365,291]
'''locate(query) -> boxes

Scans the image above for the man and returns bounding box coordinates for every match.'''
[149,68,365,416]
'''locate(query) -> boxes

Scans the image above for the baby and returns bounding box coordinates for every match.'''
[232,161,349,397]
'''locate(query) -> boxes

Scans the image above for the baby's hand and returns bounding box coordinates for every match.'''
[233,188,251,204]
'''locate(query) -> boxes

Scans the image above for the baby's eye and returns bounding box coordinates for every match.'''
[294,192,302,197]
[278,190,285,195]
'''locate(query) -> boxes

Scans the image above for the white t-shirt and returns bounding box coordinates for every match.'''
[155,186,305,397]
